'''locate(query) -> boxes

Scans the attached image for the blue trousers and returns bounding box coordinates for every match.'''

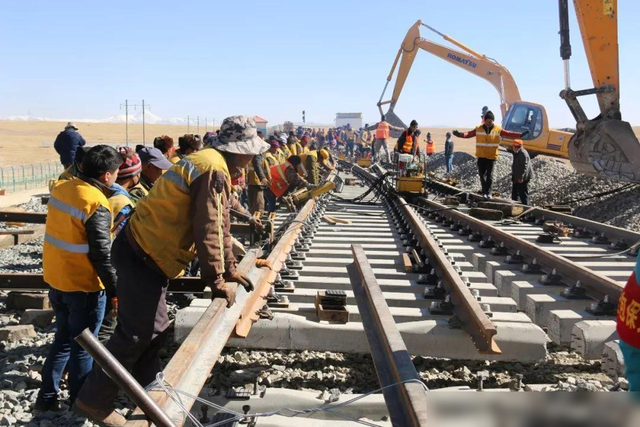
[620,340,640,393]
[265,188,277,213]
[445,155,453,172]
[39,288,106,404]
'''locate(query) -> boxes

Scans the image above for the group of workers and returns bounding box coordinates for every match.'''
[44,116,338,426]
[41,106,640,421]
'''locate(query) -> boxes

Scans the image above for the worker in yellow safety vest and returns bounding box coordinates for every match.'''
[365,115,404,164]
[453,110,527,198]
[37,145,121,412]
[128,147,173,204]
[246,131,271,215]
[74,116,269,425]
[296,150,322,185]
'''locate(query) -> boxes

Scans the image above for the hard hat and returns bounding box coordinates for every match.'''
[319,149,329,161]
[513,139,523,147]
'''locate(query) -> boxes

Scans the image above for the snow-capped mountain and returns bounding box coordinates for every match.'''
[1,113,188,125]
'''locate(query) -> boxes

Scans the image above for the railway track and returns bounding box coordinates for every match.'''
[0,160,635,425]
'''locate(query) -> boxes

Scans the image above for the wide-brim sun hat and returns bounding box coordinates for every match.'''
[211,115,269,155]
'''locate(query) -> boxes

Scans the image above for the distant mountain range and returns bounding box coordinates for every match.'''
[1,112,188,125]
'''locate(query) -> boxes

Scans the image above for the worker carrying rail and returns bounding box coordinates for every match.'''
[453,110,527,198]
[366,115,404,164]
[73,116,268,426]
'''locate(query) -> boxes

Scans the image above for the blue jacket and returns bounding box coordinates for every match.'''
[109,183,134,235]
[53,129,86,166]
[444,138,454,157]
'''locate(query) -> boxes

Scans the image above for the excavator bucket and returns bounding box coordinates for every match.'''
[568,117,640,183]
[384,108,407,138]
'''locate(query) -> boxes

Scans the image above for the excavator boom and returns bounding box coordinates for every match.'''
[378,20,521,131]
[559,0,640,183]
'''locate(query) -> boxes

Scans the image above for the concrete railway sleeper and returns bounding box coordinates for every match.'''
[354,163,634,378]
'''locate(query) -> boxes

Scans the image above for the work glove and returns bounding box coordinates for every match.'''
[255,259,272,269]
[520,130,529,138]
[452,130,461,137]
[211,282,236,307]
[224,270,254,292]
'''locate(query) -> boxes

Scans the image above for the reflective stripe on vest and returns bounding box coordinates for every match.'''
[401,134,413,153]
[44,233,89,253]
[475,124,502,160]
[376,122,390,139]
[43,179,112,293]
[129,148,231,279]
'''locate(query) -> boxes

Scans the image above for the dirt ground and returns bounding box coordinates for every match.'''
[0,121,205,166]
[0,121,478,166]
[1,121,637,167]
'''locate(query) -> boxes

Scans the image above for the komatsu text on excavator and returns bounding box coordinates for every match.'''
[558,0,640,183]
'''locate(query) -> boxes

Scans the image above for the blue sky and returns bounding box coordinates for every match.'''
[1,0,639,128]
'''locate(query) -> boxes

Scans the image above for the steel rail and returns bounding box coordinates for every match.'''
[0,273,218,293]
[397,196,501,354]
[0,211,47,224]
[418,196,624,300]
[347,244,429,427]
[350,162,500,354]
[424,176,640,244]
[126,197,319,426]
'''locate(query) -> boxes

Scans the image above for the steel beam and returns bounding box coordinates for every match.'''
[398,197,501,354]
[348,244,428,427]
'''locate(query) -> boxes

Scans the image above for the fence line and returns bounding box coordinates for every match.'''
[0,161,63,194]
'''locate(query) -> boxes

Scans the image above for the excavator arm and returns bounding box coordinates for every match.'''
[559,0,640,183]
[378,20,521,130]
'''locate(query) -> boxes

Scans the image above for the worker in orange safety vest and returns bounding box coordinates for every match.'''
[365,115,403,164]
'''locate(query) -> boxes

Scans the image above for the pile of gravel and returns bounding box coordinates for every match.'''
[427,151,640,231]
[19,198,48,214]
[208,347,617,396]
[0,237,43,274]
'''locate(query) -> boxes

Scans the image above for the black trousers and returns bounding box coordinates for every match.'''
[477,158,495,195]
[512,180,530,205]
[77,230,169,411]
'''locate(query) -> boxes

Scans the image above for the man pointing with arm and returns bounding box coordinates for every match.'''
[453,110,527,198]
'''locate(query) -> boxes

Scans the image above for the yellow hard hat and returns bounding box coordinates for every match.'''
[319,149,329,161]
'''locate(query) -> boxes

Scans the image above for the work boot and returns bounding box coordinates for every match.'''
[72,399,127,427]
[34,397,66,412]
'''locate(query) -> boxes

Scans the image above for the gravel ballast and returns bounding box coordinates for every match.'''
[426,151,640,231]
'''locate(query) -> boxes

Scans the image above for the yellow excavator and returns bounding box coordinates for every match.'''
[377,20,573,158]
[558,0,640,183]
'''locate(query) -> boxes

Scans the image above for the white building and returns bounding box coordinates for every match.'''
[335,113,363,129]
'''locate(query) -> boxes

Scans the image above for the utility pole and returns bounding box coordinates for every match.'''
[120,100,149,146]
[120,100,129,146]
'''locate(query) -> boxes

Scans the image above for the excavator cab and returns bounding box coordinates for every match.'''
[503,102,544,141]
[558,0,640,183]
